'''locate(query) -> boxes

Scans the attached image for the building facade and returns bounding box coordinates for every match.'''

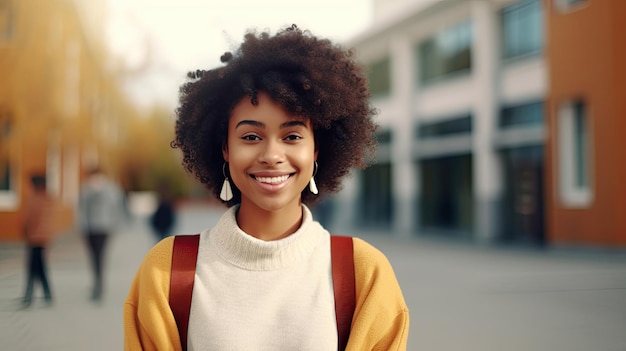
[332,0,625,247]
[0,0,132,241]
[546,0,626,246]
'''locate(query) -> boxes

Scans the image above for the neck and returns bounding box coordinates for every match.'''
[236,203,303,241]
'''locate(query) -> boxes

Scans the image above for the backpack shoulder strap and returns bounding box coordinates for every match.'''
[169,234,200,351]
[169,233,356,351]
[330,235,356,351]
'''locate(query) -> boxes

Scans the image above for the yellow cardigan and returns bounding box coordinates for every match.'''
[124,236,409,350]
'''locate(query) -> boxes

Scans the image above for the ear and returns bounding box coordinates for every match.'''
[314,149,319,161]
[222,142,229,162]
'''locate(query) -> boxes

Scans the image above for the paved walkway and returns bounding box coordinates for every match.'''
[0,202,225,351]
[1,202,625,350]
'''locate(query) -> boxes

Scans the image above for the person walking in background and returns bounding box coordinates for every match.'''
[78,166,125,302]
[149,183,176,242]
[125,25,409,350]
[21,174,59,309]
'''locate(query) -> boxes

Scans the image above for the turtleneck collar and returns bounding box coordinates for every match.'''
[206,205,327,271]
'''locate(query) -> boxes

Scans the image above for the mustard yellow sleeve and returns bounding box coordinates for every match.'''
[346,237,410,351]
[124,237,182,351]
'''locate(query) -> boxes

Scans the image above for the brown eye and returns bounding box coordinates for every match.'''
[284,134,302,141]
[242,134,261,141]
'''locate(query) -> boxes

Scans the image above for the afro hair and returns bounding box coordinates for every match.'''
[172,24,378,206]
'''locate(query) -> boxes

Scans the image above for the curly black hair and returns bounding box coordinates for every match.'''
[172,24,378,206]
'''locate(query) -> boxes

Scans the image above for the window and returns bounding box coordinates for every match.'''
[418,21,472,83]
[417,115,472,138]
[420,154,473,233]
[501,0,543,60]
[499,101,544,128]
[558,100,592,207]
[376,129,392,144]
[1,111,13,193]
[554,0,587,12]
[0,159,10,191]
[375,129,392,163]
[359,163,393,228]
[367,57,391,97]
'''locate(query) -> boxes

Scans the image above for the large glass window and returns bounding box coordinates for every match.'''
[558,100,592,207]
[417,115,472,138]
[359,163,393,228]
[418,20,472,83]
[501,0,543,59]
[367,57,391,97]
[420,154,473,234]
[499,101,544,128]
[376,129,392,144]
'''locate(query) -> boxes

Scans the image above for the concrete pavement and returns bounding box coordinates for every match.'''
[358,234,626,351]
[1,202,625,350]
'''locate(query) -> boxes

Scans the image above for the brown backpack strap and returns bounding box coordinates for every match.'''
[169,234,200,351]
[331,235,356,351]
[169,233,355,351]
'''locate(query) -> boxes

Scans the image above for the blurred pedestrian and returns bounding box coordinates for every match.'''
[124,25,409,350]
[21,174,58,308]
[78,166,125,302]
[149,184,177,242]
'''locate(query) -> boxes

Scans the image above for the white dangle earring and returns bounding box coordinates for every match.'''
[219,163,234,201]
[309,161,319,195]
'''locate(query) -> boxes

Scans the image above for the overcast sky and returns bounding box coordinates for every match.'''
[105,0,374,110]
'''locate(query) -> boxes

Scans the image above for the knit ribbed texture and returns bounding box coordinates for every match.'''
[209,206,324,270]
[187,205,338,351]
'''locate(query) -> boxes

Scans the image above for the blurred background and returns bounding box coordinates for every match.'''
[1,0,625,350]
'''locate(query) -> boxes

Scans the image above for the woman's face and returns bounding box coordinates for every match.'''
[223,92,317,213]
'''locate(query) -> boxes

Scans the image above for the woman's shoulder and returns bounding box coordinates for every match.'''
[350,237,398,280]
[351,237,391,266]
[139,236,176,272]
[350,236,408,308]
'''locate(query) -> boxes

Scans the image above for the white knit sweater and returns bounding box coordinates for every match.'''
[188,205,337,350]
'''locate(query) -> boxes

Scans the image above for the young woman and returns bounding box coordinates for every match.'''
[124,24,409,350]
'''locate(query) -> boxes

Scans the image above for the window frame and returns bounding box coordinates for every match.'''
[500,0,544,60]
[557,99,593,208]
[499,101,545,129]
[417,20,473,84]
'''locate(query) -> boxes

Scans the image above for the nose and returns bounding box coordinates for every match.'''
[258,139,285,165]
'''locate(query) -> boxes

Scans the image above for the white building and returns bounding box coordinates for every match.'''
[331,0,547,245]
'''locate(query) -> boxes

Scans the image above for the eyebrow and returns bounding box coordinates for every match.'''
[235,120,308,129]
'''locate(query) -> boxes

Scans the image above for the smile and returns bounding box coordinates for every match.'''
[253,174,291,184]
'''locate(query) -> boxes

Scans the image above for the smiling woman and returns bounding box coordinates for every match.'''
[124,24,409,351]
[224,92,317,230]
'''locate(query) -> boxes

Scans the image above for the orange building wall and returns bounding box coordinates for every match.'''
[546,0,626,246]
[612,0,626,244]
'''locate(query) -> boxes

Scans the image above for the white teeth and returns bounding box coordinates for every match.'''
[255,175,290,184]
